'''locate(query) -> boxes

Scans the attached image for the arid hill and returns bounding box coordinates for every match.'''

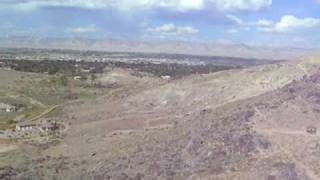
[25,56,319,179]
[2,56,320,179]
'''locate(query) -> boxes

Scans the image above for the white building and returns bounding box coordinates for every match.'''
[16,122,37,131]
[0,103,17,113]
[161,75,171,80]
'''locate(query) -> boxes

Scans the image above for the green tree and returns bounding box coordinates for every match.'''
[90,74,97,87]
[58,75,68,87]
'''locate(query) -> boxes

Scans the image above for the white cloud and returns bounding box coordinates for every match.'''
[256,19,274,27]
[2,0,272,12]
[154,0,204,11]
[257,15,320,33]
[274,15,320,32]
[225,15,254,33]
[212,0,272,11]
[0,0,204,11]
[227,14,243,25]
[67,25,98,33]
[146,23,199,36]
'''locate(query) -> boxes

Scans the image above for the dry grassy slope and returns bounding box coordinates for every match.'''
[61,56,320,149]
[125,56,320,113]
[63,56,320,180]
[98,68,162,88]
[28,56,320,180]
[248,64,320,180]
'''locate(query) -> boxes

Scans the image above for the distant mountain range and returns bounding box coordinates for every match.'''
[0,37,317,60]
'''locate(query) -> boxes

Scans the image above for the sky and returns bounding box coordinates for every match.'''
[0,0,319,48]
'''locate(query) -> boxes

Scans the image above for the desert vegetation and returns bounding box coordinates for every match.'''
[1,59,234,79]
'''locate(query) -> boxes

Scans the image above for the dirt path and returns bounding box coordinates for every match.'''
[255,128,319,138]
[29,105,59,121]
[297,63,309,76]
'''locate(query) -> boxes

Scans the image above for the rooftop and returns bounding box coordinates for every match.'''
[16,122,37,127]
[0,103,15,109]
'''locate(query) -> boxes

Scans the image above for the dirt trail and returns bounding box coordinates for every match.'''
[255,128,318,138]
[297,63,310,76]
[29,105,59,121]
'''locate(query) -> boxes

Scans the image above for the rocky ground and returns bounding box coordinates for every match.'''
[1,56,320,179]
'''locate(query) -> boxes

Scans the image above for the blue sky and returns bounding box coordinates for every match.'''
[0,0,319,48]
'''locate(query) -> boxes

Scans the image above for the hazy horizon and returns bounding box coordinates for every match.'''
[0,0,320,49]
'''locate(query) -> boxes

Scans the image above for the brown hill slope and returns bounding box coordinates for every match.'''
[7,56,320,179]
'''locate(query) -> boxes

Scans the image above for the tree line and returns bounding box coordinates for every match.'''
[0,59,235,78]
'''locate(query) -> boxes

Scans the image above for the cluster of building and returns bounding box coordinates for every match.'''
[0,103,17,113]
[0,120,60,140]
[15,120,59,133]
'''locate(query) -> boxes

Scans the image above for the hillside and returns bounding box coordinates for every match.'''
[2,56,320,179]
[41,57,320,179]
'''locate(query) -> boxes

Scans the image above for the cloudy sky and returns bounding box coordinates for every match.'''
[0,0,320,48]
